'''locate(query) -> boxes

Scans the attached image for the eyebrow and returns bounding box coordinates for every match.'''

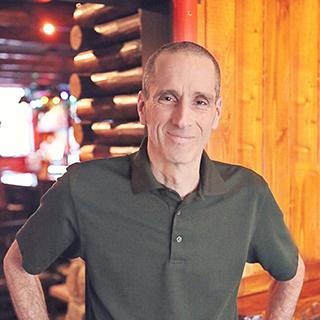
[153,90,214,102]
[154,89,178,98]
[194,91,214,104]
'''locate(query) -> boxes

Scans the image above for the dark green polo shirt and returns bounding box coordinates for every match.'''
[17,138,298,320]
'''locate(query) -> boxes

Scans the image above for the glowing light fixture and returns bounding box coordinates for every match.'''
[30,99,44,109]
[52,96,61,105]
[69,95,77,103]
[40,96,49,105]
[43,23,55,35]
[60,91,69,101]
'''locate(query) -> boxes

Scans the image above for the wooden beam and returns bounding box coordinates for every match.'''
[0,70,71,87]
[0,62,74,74]
[0,26,71,45]
[0,39,74,56]
[0,53,75,68]
[73,3,138,27]
[0,2,75,28]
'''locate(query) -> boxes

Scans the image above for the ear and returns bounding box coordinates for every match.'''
[137,90,147,125]
[212,96,222,130]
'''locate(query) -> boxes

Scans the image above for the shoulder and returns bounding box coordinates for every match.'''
[60,155,132,187]
[67,155,131,174]
[213,160,268,192]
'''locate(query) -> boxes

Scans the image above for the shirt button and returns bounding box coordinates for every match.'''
[176,235,183,243]
[176,210,181,216]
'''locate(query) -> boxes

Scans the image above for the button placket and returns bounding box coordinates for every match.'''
[175,211,183,244]
[170,209,186,261]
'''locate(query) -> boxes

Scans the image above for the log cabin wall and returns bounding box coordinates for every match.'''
[198,0,320,268]
[69,3,143,160]
[70,2,171,161]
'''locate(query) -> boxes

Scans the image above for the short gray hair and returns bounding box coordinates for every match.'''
[142,41,221,102]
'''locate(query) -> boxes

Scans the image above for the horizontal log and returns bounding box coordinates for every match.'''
[76,94,139,122]
[73,3,138,27]
[79,144,139,161]
[69,67,142,99]
[70,13,141,51]
[74,39,142,73]
[79,144,111,161]
[73,121,94,145]
[92,122,145,146]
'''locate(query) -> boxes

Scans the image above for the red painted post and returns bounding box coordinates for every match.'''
[172,0,198,43]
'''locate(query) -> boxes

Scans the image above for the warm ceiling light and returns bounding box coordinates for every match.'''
[52,96,61,105]
[40,96,49,105]
[43,23,55,35]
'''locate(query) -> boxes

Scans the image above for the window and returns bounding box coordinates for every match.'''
[0,87,34,157]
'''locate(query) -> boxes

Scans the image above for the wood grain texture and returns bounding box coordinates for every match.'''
[203,0,237,164]
[201,0,320,262]
[235,0,263,175]
[263,0,291,227]
[290,0,320,260]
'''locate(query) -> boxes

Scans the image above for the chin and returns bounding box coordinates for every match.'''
[166,152,198,166]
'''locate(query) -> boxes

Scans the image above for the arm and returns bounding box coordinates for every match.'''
[265,254,305,320]
[3,240,50,320]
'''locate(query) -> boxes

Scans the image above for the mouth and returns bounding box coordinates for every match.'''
[167,132,194,143]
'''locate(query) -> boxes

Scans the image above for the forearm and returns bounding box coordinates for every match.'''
[3,240,49,320]
[265,254,305,320]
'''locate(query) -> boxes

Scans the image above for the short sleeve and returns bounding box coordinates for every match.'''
[247,186,299,281]
[16,166,81,275]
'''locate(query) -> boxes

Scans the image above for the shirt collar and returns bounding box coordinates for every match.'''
[131,137,229,196]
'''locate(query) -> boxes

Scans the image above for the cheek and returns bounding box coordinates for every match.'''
[197,114,215,132]
[149,107,171,126]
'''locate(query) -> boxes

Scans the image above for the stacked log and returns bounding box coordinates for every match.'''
[69,3,144,161]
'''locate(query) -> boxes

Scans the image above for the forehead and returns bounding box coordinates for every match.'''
[152,52,217,93]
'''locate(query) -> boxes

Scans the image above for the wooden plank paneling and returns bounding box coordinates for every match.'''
[290,0,320,260]
[202,0,320,264]
[263,0,291,226]
[235,0,263,175]
[202,0,237,164]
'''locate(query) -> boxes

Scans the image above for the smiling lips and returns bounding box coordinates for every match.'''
[167,131,194,142]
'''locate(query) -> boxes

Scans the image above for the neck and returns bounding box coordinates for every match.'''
[148,155,201,200]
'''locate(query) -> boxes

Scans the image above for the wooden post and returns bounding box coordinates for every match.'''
[172,0,197,43]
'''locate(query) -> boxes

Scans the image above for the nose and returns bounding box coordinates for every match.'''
[171,99,192,128]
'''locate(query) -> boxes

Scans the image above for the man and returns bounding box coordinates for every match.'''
[4,41,304,319]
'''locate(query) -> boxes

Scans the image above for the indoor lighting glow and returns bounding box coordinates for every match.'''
[69,95,77,103]
[52,96,61,105]
[43,23,55,35]
[40,96,49,105]
[30,99,44,109]
[60,91,69,100]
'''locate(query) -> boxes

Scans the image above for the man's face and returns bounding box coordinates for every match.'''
[138,52,222,167]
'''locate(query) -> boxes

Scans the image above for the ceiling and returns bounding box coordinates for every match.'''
[0,0,167,94]
[0,0,79,91]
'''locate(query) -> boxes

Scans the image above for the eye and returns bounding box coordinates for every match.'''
[196,100,207,106]
[194,99,210,110]
[158,94,176,104]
